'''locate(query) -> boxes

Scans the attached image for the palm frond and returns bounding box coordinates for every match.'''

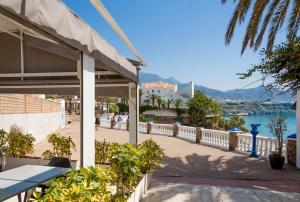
[254,0,281,50]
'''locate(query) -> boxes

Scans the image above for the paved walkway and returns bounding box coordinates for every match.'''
[32,122,300,201]
[142,181,300,202]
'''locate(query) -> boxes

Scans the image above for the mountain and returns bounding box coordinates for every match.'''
[139,72,181,84]
[140,72,294,102]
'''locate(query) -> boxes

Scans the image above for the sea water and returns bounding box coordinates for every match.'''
[242,113,296,138]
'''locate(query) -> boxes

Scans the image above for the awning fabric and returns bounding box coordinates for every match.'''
[0,0,138,81]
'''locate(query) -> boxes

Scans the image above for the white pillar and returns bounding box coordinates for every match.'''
[80,53,95,167]
[297,90,300,168]
[129,82,139,144]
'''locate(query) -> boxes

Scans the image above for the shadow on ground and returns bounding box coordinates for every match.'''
[154,152,300,181]
[142,181,300,202]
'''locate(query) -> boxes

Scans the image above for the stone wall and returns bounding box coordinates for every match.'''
[0,99,65,143]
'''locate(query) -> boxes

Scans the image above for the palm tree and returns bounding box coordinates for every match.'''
[156,96,163,109]
[174,99,182,109]
[222,0,298,54]
[166,99,174,109]
[147,94,157,107]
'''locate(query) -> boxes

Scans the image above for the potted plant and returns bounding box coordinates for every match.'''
[267,117,287,169]
[31,166,114,202]
[42,133,78,169]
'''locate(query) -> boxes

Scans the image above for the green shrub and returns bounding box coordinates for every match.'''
[139,105,156,114]
[109,105,119,113]
[42,133,75,159]
[116,103,128,113]
[139,114,147,122]
[176,108,188,117]
[31,166,114,202]
[5,125,35,157]
[0,129,7,148]
[95,140,111,164]
[138,139,164,174]
[110,144,141,196]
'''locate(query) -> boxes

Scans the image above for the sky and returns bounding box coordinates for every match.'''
[62,0,286,91]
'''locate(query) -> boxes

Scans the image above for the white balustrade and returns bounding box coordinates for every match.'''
[114,121,127,130]
[99,119,285,160]
[236,133,252,154]
[201,128,229,150]
[151,123,173,136]
[100,118,111,128]
[178,126,196,143]
[139,122,147,133]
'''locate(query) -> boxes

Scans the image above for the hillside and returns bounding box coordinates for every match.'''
[140,72,294,102]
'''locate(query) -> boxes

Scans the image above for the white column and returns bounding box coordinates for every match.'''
[297,90,300,168]
[80,53,95,167]
[129,82,139,144]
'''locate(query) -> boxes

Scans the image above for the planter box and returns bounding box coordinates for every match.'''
[127,172,152,202]
[4,157,79,171]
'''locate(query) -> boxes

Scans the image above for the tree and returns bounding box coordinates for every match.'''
[238,39,300,95]
[174,99,182,109]
[188,92,221,128]
[156,96,163,109]
[147,94,157,107]
[166,99,174,109]
[222,0,298,54]
[223,116,248,132]
[267,116,287,156]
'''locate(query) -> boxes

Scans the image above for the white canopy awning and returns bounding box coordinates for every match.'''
[0,0,139,82]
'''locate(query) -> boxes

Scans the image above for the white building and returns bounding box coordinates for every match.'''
[141,81,194,108]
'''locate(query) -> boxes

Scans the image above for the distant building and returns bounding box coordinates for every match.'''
[140,81,194,108]
[177,81,194,98]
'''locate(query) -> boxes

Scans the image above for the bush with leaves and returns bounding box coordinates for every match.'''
[110,144,141,197]
[95,140,111,164]
[5,125,35,157]
[138,139,164,174]
[42,133,75,159]
[0,129,7,148]
[31,166,114,202]
[188,92,222,128]
[221,116,248,132]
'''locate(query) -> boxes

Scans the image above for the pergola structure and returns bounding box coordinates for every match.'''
[0,0,142,167]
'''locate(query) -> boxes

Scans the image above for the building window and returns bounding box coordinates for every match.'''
[152,90,154,93]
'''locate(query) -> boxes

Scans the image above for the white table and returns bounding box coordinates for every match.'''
[0,165,70,201]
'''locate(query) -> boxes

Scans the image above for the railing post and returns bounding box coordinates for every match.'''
[126,119,129,131]
[250,124,260,158]
[287,134,297,167]
[196,127,202,143]
[111,118,115,129]
[228,128,241,151]
[173,124,179,137]
[147,122,152,134]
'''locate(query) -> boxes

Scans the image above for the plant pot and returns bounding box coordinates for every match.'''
[269,154,285,169]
